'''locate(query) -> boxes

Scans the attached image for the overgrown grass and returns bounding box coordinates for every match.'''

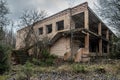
[10,60,120,73]
[72,64,86,73]
[0,75,8,80]
[32,50,57,66]
[2,59,120,79]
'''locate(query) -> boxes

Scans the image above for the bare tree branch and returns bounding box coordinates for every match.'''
[17,9,48,58]
[96,0,120,34]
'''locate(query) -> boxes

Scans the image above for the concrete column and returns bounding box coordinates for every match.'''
[106,29,109,40]
[84,10,89,29]
[43,25,46,35]
[106,29,110,55]
[84,10,89,50]
[111,34,114,53]
[53,23,56,33]
[98,23,101,35]
[98,23,102,56]
[99,39,102,56]
[107,43,110,55]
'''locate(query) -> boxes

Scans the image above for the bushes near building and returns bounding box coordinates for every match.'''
[72,64,86,73]
[11,50,30,64]
[32,49,57,66]
[0,44,11,74]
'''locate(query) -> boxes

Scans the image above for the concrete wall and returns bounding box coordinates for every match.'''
[50,37,70,57]
[16,27,35,50]
[16,28,28,49]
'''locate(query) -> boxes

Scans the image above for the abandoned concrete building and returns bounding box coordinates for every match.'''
[16,2,115,62]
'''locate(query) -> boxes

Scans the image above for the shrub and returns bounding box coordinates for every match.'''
[32,58,41,65]
[41,49,50,59]
[12,50,30,64]
[32,49,57,66]
[110,37,120,59]
[95,66,106,73]
[43,54,57,66]
[45,58,54,66]
[72,64,86,73]
[41,49,56,59]
[21,61,34,80]
[0,44,11,74]
[16,72,27,80]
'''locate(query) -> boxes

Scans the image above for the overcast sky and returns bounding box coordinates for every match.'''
[6,0,101,32]
[7,0,96,21]
[5,0,117,35]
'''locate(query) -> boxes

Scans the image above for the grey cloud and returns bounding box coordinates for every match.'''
[7,0,94,22]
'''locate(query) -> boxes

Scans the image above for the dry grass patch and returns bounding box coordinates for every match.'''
[57,64,72,72]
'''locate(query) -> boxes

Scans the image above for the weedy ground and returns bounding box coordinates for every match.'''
[0,59,120,80]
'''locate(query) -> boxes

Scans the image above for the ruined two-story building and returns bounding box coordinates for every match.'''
[16,2,115,62]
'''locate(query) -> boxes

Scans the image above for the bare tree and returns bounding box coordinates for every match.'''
[95,0,120,35]
[17,9,47,58]
[0,0,9,27]
[19,10,47,27]
[6,22,16,47]
[0,0,9,41]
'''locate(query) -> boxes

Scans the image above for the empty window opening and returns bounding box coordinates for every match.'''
[102,42,107,53]
[72,12,84,29]
[75,22,84,28]
[89,40,98,52]
[38,27,43,35]
[46,24,52,34]
[56,20,64,31]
